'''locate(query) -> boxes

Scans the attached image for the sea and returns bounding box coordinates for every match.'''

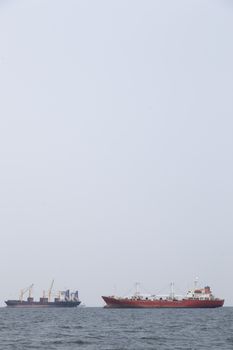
[0,307,232,349]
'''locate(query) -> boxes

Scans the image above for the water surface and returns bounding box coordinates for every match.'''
[0,307,232,349]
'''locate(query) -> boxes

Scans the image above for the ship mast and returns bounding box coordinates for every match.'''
[170,282,175,299]
[135,282,140,296]
[194,277,198,290]
[29,285,33,298]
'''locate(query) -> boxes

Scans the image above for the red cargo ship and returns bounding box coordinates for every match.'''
[102,281,224,308]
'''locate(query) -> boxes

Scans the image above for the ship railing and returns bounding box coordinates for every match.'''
[154,294,184,301]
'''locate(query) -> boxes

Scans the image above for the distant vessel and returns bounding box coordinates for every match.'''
[102,281,224,308]
[5,281,81,308]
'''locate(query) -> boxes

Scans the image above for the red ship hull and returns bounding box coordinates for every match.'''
[102,296,224,308]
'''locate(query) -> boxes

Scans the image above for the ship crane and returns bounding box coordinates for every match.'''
[19,284,34,302]
[48,279,54,302]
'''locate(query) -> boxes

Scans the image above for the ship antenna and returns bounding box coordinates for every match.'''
[194,277,198,290]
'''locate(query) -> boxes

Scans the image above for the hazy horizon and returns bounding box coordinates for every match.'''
[0,0,233,306]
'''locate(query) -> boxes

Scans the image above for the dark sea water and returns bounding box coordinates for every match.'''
[0,307,232,349]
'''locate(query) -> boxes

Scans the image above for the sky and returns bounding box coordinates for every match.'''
[0,0,233,306]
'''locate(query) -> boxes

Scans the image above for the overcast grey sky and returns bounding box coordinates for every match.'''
[0,0,233,306]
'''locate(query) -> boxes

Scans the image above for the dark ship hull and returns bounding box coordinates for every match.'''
[5,300,81,308]
[5,285,81,308]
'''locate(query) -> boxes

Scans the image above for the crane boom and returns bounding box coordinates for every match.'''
[48,279,54,302]
[19,284,34,302]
